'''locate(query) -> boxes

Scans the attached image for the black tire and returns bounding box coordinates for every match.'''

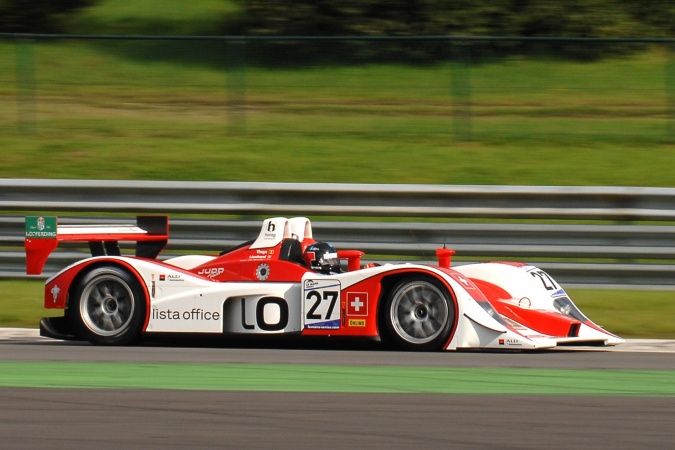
[383,277,455,351]
[69,266,145,345]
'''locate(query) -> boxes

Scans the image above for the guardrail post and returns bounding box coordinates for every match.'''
[15,37,36,134]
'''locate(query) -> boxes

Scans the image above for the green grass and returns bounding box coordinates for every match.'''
[0,39,672,185]
[2,279,673,338]
[566,288,675,339]
[0,280,43,328]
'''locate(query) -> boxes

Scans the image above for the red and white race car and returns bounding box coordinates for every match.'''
[25,215,623,350]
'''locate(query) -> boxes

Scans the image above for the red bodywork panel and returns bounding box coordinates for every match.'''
[470,278,581,338]
[494,301,581,337]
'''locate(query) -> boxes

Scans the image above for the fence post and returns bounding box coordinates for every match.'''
[15,38,36,134]
[667,43,674,144]
[226,39,247,134]
[451,41,472,142]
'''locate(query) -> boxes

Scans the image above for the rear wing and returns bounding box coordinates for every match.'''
[25,216,169,275]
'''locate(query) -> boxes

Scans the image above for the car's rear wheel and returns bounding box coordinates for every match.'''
[384,277,455,351]
[69,266,145,345]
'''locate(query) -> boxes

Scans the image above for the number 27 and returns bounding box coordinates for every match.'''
[306,290,338,320]
[531,270,557,290]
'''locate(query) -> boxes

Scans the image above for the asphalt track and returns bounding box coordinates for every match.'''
[1,330,674,449]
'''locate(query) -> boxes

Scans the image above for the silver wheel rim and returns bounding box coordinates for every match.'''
[390,281,448,345]
[80,274,135,337]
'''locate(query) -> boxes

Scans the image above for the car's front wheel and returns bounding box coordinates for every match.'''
[384,277,455,351]
[69,266,145,345]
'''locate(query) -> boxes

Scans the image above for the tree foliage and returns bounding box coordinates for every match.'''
[238,0,672,62]
[241,0,672,37]
[0,0,97,33]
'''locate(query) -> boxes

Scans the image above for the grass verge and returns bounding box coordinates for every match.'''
[1,41,672,185]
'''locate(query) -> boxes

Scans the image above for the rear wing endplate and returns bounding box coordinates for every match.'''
[25,216,168,275]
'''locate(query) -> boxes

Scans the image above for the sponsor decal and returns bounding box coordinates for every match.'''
[249,249,273,260]
[450,272,476,291]
[157,274,183,282]
[256,263,270,281]
[50,285,60,304]
[198,267,224,279]
[241,297,288,331]
[25,216,57,238]
[305,319,341,330]
[303,279,341,330]
[304,279,320,289]
[346,292,368,316]
[152,307,220,321]
[348,319,366,327]
[451,273,476,291]
[261,220,280,240]
[498,336,523,346]
[455,274,470,286]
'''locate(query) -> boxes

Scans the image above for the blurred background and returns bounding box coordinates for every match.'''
[0,0,673,185]
[1,1,675,334]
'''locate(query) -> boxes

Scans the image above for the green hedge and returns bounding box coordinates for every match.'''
[241,0,674,62]
[0,0,96,33]
[242,0,673,37]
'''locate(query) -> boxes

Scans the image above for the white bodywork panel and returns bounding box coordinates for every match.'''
[55,256,620,349]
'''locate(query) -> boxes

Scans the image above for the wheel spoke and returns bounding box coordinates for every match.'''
[399,294,415,310]
[90,287,104,305]
[398,311,413,328]
[110,312,124,329]
[111,284,126,300]
[101,283,112,298]
[422,318,438,336]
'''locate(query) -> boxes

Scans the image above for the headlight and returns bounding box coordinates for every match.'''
[553,297,588,321]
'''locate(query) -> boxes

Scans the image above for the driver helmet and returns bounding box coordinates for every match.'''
[304,242,341,274]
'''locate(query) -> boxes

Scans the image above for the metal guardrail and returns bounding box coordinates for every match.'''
[3,179,675,220]
[2,179,675,287]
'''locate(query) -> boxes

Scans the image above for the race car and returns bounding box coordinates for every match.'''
[24,215,623,350]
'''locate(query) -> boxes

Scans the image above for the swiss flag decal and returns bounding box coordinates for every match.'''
[346,292,368,316]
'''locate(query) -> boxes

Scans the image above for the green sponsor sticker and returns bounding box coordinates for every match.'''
[25,216,57,238]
